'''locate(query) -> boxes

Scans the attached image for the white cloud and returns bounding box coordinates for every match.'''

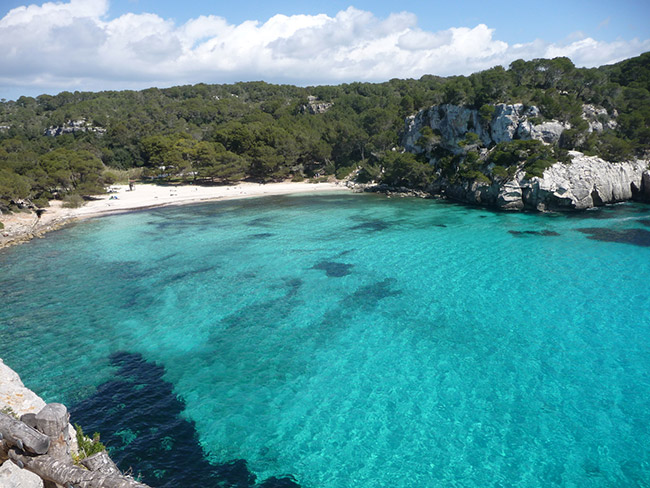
[1,0,649,98]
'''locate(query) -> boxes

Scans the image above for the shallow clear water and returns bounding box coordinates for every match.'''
[1,193,650,487]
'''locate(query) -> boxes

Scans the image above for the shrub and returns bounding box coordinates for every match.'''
[103,171,118,185]
[381,152,433,188]
[491,165,508,179]
[596,133,634,162]
[462,170,491,183]
[488,139,566,179]
[479,104,495,124]
[62,194,85,208]
[335,166,354,179]
[355,163,381,183]
[1,405,16,418]
[32,197,50,208]
[74,424,106,461]
[322,161,336,175]
[458,132,481,148]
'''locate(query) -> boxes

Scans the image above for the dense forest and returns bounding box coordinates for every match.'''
[0,52,648,212]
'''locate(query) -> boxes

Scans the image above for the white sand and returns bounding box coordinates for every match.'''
[0,181,350,248]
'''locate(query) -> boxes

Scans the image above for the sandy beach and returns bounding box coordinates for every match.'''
[0,181,350,249]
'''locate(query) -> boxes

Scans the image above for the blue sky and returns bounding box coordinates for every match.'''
[96,0,647,44]
[1,0,649,100]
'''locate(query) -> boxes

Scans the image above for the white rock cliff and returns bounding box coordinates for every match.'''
[402,103,649,210]
[403,103,569,154]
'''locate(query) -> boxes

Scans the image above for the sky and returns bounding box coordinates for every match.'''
[0,0,649,101]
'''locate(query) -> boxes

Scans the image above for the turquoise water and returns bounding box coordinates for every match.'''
[1,193,650,487]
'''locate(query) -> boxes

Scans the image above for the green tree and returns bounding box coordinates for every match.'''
[381,152,432,188]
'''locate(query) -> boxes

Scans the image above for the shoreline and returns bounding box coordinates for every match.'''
[0,181,351,249]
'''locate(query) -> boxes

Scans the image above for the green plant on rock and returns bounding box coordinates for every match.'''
[458,151,491,183]
[487,140,568,180]
[478,104,495,125]
[458,132,481,149]
[74,424,106,462]
[1,405,18,418]
[491,165,508,179]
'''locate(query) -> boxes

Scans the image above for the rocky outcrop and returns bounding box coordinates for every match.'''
[301,96,333,115]
[402,102,617,156]
[428,152,649,211]
[1,360,149,486]
[522,153,648,210]
[397,102,649,211]
[44,119,106,137]
[582,104,617,132]
[402,103,572,154]
[1,358,78,457]
[0,359,79,485]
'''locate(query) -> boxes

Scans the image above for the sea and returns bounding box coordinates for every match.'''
[1,192,649,488]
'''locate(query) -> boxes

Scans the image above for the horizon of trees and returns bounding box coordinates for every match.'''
[1,52,648,210]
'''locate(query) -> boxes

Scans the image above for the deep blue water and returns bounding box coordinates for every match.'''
[1,193,650,487]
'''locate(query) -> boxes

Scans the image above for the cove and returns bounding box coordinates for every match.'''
[1,193,649,487]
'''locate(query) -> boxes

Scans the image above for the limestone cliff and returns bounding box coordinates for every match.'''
[403,103,569,154]
[400,103,650,211]
[431,152,650,211]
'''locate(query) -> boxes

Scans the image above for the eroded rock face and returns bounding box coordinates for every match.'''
[528,121,566,144]
[638,171,650,202]
[403,102,619,155]
[582,104,616,132]
[502,153,648,211]
[426,153,649,211]
[44,118,106,137]
[523,153,648,210]
[497,180,525,210]
[402,103,569,154]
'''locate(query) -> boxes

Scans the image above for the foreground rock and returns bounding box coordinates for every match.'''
[0,359,150,488]
[0,360,46,417]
